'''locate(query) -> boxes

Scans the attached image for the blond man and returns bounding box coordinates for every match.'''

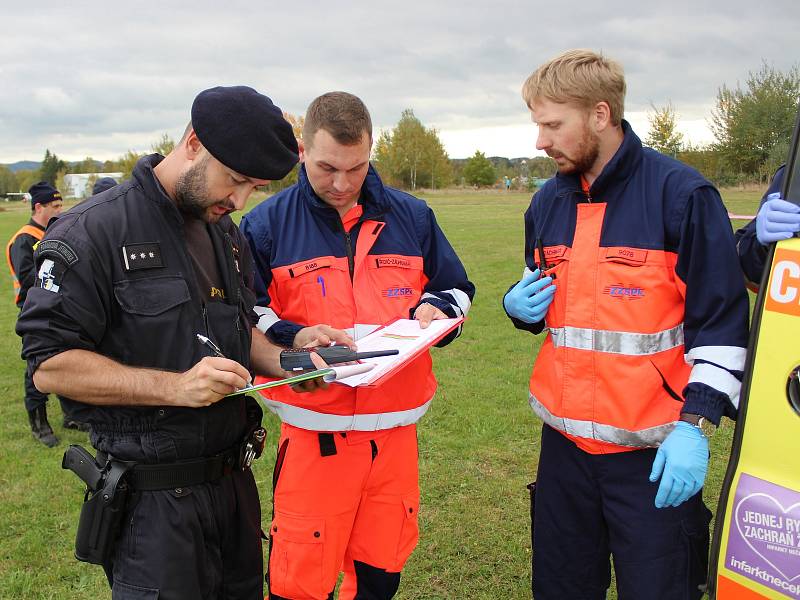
[503,50,749,599]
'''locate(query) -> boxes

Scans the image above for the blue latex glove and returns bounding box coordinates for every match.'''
[756,192,800,245]
[503,269,555,324]
[649,421,709,508]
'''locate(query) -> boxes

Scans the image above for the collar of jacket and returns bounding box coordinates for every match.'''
[554,119,644,201]
[297,163,391,226]
[133,154,189,225]
[27,219,45,232]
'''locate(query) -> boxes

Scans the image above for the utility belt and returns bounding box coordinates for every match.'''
[62,425,266,565]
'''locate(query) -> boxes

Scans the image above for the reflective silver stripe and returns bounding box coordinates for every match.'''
[261,398,433,431]
[528,392,676,448]
[685,345,746,371]
[688,363,742,409]
[420,289,472,317]
[254,306,280,333]
[548,324,684,356]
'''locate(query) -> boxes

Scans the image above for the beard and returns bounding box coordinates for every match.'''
[174,156,234,222]
[548,125,600,176]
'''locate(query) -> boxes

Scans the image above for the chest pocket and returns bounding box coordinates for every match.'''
[271,257,352,328]
[598,247,683,332]
[536,245,570,327]
[114,276,191,315]
[363,255,424,324]
[113,277,192,365]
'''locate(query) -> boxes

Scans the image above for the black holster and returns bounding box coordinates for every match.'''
[74,458,133,565]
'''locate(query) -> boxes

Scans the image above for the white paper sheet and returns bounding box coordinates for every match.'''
[333,318,462,387]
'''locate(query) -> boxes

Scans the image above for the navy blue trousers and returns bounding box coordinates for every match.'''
[23,367,48,411]
[531,425,711,600]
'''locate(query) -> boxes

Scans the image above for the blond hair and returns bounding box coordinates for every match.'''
[522,49,626,126]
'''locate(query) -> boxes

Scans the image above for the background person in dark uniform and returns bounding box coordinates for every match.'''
[17,86,338,600]
[6,181,64,446]
[92,176,118,195]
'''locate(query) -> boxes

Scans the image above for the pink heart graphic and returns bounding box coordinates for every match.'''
[735,492,800,582]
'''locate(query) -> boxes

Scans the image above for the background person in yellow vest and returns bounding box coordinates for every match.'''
[503,50,750,599]
[6,182,65,446]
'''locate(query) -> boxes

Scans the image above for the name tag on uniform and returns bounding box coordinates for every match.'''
[122,243,163,271]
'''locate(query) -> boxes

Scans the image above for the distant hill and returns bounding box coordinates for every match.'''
[2,159,105,173]
[3,161,40,173]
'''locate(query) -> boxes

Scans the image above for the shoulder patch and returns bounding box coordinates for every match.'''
[37,258,67,293]
[35,239,79,266]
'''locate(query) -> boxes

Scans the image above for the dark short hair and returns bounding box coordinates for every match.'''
[303,92,372,147]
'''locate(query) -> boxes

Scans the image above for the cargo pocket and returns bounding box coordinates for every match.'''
[682,502,712,599]
[268,512,326,599]
[395,494,420,569]
[112,579,159,599]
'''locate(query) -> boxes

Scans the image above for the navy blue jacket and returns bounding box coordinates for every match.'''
[736,166,785,286]
[240,164,474,347]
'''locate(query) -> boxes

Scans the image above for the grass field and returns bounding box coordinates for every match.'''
[0,188,762,599]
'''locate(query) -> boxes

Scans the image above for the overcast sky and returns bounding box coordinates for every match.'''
[1,0,798,164]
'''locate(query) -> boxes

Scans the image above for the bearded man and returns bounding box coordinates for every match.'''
[503,50,749,599]
[17,86,339,599]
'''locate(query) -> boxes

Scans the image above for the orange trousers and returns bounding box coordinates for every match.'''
[267,423,420,600]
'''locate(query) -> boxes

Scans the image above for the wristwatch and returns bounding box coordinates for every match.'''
[679,413,716,436]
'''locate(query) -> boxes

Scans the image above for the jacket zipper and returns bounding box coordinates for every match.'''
[344,230,355,281]
[222,232,242,331]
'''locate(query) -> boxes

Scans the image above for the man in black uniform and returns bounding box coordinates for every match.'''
[17,86,340,600]
[6,182,64,446]
[92,176,118,195]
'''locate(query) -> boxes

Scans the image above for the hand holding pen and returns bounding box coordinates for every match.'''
[162,334,252,407]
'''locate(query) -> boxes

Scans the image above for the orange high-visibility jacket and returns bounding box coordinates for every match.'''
[6,223,44,306]
[240,165,474,432]
[510,122,750,454]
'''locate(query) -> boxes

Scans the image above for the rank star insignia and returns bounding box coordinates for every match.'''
[122,243,163,271]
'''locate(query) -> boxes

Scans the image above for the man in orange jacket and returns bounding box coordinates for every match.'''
[504,50,749,599]
[6,182,64,446]
[241,91,474,600]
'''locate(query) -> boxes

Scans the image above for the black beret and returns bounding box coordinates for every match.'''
[92,177,118,195]
[28,181,62,208]
[191,86,299,180]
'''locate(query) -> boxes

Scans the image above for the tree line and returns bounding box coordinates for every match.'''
[645,62,799,186]
[2,61,797,198]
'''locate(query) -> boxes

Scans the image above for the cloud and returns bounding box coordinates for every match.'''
[1,0,798,162]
